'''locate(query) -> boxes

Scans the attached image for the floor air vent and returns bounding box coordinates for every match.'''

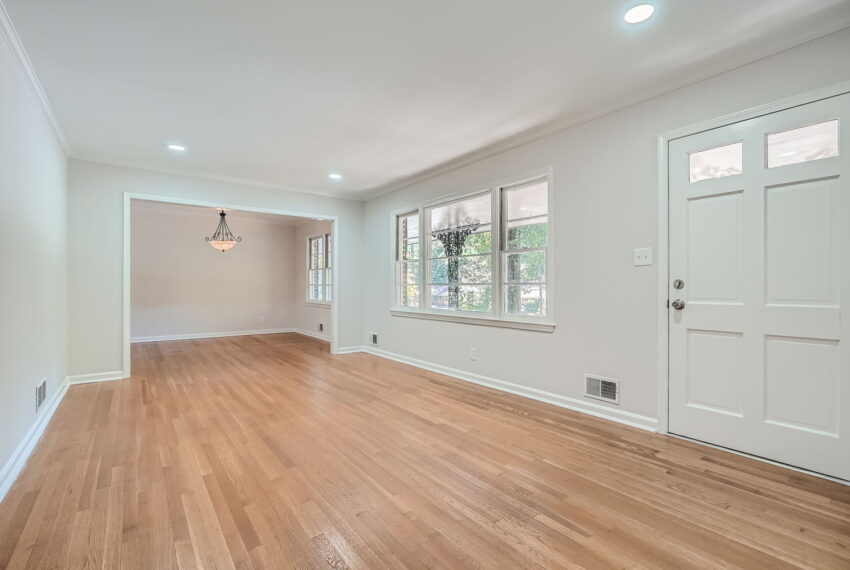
[585,374,619,404]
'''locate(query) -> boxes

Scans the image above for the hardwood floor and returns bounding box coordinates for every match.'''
[0,334,848,569]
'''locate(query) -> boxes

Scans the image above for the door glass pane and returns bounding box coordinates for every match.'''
[689,142,743,182]
[505,284,546,316]
[767,120,839,168]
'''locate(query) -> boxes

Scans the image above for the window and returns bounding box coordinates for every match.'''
[396,212,420,307]
[428,192,492,312]
[308,233,332,303]
[767,120,838,168]
[502,179,548,316]
[392,174,552,328]
[689,142,743,182]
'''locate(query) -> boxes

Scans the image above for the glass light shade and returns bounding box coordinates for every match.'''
[208,240,239,252]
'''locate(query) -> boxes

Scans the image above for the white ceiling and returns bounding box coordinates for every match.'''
[6,0,850,199]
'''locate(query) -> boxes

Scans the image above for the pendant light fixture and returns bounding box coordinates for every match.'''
[205,209,242,252]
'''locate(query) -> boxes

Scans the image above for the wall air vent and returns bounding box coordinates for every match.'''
[584,374,619,405]
[35,379,47,412]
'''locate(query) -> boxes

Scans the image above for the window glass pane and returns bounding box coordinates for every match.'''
[316,237,325,269]
[430,227,491,257]
[767,120,838,168]
[429,193,491,233]
[430,285,491,312]
[430,255,490,284]
[325,233,333,268]
[325,285,332,303]
[325,268,332,285]
[398,285,419,307]
[400,213,419,240]
[503,180,548,250]
[504,180,548,220]
[505,251,546,283]
[309,238,319,269]
[308,269,322,285]
[403,240,420,260]
[398,213,419,261]
[309,282,322,301]
[505,284,546,316]
[398,261,419,285]
[398,261,420,307]
[689,142,743,182]
[506,219,548,250]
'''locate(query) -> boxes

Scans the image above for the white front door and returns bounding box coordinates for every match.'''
[668,92,850,480]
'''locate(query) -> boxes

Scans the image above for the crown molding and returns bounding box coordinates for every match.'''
[359,19,850,201]
[71,154,364,202]
[0,0,72,155]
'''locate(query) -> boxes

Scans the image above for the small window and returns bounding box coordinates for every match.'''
[396,212,420,308]
[427,193,493,313]
[767,120,838,168]
[307,233,332,303]
[689,142,743,182]
[501,179,548,316]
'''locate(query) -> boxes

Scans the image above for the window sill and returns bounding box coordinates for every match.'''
[390,309,555,332]
[306,302,331,308]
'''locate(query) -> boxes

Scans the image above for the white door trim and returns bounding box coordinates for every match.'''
[121,193,341,378]
[655,79,850,435]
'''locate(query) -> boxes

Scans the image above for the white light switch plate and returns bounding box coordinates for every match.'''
[634,247,653,266]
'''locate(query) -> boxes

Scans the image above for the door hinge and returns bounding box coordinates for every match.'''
[666,299,670,309]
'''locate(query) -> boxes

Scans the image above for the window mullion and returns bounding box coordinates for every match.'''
[493,186,503,320]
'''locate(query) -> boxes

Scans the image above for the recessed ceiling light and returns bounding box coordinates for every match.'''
[624,4,654,24]
[328,173,342,180]
[166,143,186,151]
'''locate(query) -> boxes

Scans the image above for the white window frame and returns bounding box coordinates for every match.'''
[307,232,332,305]
[389,168,555,332]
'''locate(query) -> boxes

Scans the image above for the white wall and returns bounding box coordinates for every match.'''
[292,219,333,339]
[131,202,298,341]
[0,28,67,487]
[361,29,850,424]
[67,160,364,377]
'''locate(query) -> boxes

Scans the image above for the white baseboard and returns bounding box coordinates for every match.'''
[0,379,70,503]
[66,371,126,384]
[335,346,365,354]
[295,329,331,342]
[352,346,658,433]
[130,328,296,343]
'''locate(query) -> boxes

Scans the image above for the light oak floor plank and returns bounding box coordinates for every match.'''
[0,333,847,569]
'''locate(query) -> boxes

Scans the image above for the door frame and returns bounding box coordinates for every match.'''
[655,80,850,436]
[121,192,341,379]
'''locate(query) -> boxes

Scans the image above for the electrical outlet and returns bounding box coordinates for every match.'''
[369,333,378,345]
[634,247,653,266]
[469,347,477,361]
[318,323,324,332]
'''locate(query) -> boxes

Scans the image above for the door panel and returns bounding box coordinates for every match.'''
[668,92,849,480]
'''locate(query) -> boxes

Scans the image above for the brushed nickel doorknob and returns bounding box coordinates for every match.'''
[672,299,686,310]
